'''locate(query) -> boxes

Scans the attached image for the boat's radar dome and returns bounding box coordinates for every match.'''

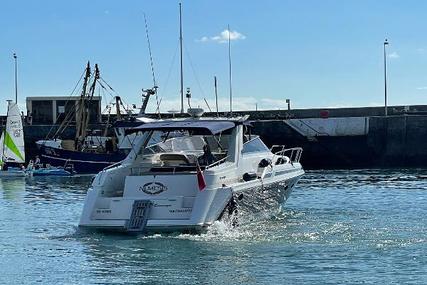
[187,108,204,118]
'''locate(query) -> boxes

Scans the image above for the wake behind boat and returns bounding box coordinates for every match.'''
[79,111,304,233]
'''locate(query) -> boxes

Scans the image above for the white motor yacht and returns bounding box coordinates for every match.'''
[79,113,304,233]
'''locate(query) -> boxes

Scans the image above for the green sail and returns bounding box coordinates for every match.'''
[4,130,24,162]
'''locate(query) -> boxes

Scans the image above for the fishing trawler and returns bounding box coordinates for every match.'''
[79,109,304,233]
[0,101,26,177]
[35,63,140,174]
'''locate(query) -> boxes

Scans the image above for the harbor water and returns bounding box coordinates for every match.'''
[0,170,426,284]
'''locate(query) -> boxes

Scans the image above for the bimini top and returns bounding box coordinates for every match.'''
[125,119,241,135]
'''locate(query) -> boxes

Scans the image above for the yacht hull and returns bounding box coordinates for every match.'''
[78,166,304,233]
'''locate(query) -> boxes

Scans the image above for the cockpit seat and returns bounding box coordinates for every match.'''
[159,153,191,166]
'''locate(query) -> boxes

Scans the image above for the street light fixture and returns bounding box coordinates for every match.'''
[383,39,389,117]
[13,53,18,103]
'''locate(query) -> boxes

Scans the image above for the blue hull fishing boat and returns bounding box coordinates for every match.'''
[35,63,140,174]
[37,144,126,174]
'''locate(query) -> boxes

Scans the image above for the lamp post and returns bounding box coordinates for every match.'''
[383,39,389,117]
[13,53,18,103]
[286,99,291,111]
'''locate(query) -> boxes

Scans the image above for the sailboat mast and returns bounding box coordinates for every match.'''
[13,53,18,103]
[179,2,184,113]
[1,102,11,161]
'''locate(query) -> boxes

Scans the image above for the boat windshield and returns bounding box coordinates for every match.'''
[137,130,230,166]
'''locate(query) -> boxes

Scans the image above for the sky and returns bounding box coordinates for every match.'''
[1,0,427,115]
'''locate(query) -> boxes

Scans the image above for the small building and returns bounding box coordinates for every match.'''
[26,96,102,125]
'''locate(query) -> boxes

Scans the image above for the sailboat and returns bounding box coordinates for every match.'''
[0,100,26,177]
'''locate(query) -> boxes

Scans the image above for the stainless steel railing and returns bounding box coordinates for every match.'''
[271,145,303,163]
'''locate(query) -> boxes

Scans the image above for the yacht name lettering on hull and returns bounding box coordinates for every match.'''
[140,182,168,195]
[169,209,192,213]
[96,209,111,214]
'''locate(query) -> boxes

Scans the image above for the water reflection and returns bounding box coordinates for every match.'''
[0,177,26,200]
[24,176,91,205]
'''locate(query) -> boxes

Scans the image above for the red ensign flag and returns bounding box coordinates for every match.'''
[197,163,206,191]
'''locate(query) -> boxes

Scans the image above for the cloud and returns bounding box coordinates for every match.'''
[416,86,427,90]
[388,52,399,59]
[197,29,246,44]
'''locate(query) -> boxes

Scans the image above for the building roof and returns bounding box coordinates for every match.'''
[26,96,101,101]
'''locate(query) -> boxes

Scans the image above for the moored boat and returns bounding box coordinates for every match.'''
[28,165,74,176]
[0,101,26,178]
[35,63,138,174]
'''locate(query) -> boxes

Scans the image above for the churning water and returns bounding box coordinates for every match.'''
[0,170,426,284]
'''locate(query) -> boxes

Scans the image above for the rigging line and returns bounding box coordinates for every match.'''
[100,87,111,114]
[143,13,160,115]
[183,43,206,98]
[155,98,163,114]
[203,98,212,112]
[99,77,115,92]
[143,13,157,87]
[97,80,114,98]
[157,40,180,108]
[44,68,86,140]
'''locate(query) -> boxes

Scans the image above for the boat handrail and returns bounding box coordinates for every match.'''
[130,165,198,176]
[273,146,303,163]
[270,144,285,152]
[205,156,228,169]
[103,161,123,171]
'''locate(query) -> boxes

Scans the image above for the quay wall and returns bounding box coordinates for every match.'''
[2,105,426,169]
[252,115,427,169]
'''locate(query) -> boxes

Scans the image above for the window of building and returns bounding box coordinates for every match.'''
[32,101,53,124]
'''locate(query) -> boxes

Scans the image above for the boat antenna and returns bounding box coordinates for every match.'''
[13,53,18,103]
[143,13,160,118]
[227,24,233,115]
[214,76,219,117]
[179,2,184,113]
